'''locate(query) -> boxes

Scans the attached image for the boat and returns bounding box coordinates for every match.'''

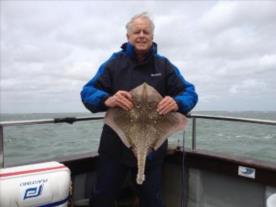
[0,114,276,207]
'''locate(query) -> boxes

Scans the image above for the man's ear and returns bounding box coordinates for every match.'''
[127,33,130,40]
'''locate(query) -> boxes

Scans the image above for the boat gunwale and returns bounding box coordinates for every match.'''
[3,147,276,186]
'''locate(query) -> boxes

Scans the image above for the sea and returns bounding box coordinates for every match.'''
[0,111,276,167]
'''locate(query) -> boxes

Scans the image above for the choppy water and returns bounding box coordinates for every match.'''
[1,111,276,166]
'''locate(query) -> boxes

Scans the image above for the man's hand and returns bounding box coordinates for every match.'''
[104,90,133,111]
[157,96,178,115]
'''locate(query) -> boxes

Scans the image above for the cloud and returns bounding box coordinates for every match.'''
[201,1,276,33]
[1,1,276,113]
[196,1,276,62]
[229,79,267,95]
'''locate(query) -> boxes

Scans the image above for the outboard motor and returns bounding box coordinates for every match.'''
[0,161,71,207]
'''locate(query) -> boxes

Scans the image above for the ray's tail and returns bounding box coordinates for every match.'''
[136,151,147,185]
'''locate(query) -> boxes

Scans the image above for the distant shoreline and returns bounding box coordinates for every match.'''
[1,110,276,115]
[1,111,276,122]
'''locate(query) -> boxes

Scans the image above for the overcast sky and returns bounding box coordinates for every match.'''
[1,1,276,113]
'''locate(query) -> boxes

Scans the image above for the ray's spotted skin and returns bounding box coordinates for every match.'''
[104,83,188,184]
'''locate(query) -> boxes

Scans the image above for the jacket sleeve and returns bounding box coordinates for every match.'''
[80,54,117,113]
[166,60,198,114]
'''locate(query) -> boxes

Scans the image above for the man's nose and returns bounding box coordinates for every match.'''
[138,31,145,36]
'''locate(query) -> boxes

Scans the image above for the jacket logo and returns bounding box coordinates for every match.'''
[150,73,162,77]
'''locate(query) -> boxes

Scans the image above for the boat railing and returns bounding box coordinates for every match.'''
[1,114,276,168]
[186,114,276,150]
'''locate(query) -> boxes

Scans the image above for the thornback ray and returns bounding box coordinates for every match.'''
[104,83,188,184]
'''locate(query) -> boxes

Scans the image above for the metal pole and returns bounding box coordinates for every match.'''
[192,117,196,150]
[0,126,4,168]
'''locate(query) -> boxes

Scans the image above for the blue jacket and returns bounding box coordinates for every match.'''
[81,42,198,165]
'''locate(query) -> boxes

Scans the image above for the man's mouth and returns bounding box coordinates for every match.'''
[137,42,146,45]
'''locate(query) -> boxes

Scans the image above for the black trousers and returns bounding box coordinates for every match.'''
[90,154,165,207]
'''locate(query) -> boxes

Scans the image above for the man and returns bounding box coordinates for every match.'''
[81,12,198,207]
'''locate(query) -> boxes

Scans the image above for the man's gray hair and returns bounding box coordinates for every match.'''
[126,12,155,34]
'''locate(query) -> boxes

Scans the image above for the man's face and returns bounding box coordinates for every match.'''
[127,18,153,55]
